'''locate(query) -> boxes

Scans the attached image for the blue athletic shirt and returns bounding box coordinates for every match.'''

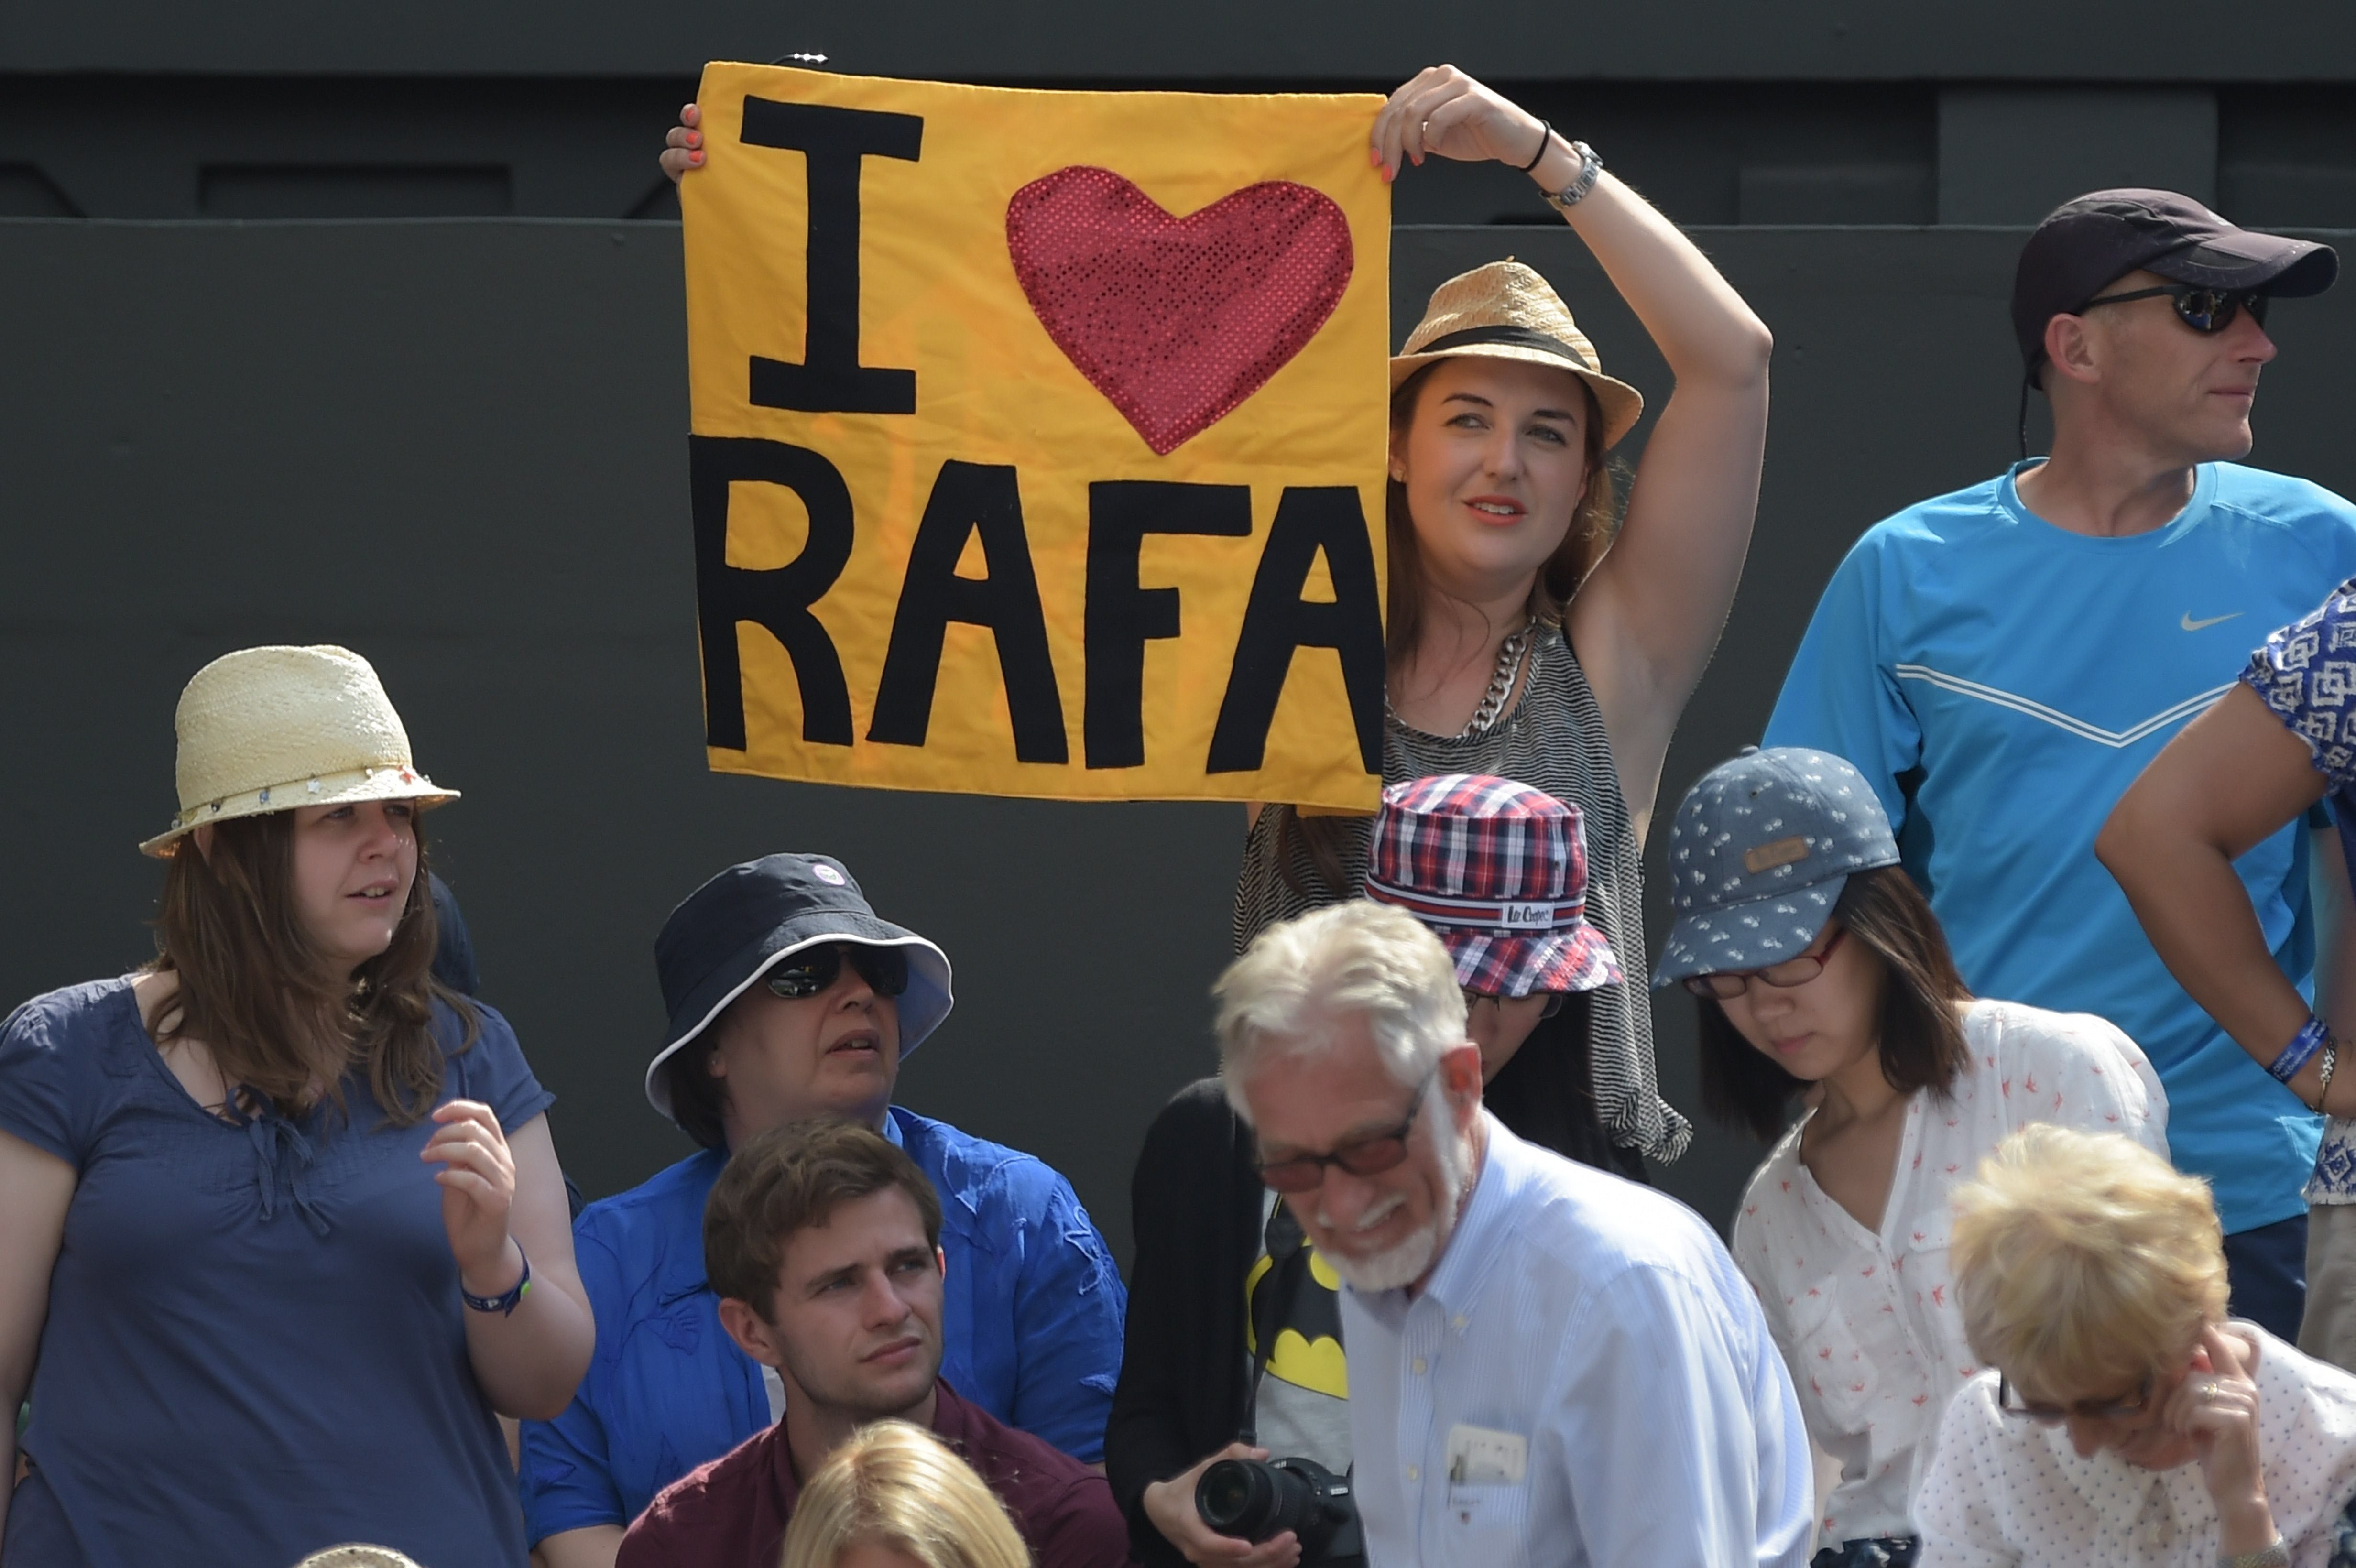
[0,978,552,1568]
[518,1108,1126,1544]
[1766,459,2356,1234]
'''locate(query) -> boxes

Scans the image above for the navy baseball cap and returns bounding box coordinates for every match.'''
[1650,748,1900,988]
[2013,188,2337,386]
[643,853,954,1122]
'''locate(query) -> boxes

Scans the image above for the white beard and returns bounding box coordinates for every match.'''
[1317,1124,1473,1294]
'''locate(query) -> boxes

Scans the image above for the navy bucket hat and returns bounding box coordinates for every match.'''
[1650,748,1900,989]
[642,853,954,1122]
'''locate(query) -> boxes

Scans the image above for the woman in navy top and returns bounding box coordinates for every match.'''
[0,645,594,1568]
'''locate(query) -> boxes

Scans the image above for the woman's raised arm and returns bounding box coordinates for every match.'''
[1377,67,1774,837]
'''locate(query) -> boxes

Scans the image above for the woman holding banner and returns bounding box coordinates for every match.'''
[1235,66,1774,1176]
[664,66,1770,1176]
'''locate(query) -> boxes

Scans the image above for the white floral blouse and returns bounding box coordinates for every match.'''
[1730,998,2170,1547]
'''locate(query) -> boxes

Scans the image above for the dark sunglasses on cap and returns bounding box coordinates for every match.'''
[1254,1066,1438,1194]
[2080,283,2270,334]
[764,942,911,1001]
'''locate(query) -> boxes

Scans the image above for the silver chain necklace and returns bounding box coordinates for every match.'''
[1393,620,1534,741]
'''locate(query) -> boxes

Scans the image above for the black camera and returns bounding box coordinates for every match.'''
[1195,1456,1364,1565]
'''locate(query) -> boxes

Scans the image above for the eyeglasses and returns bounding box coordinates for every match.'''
[1997,1370,2154,1426]
[2080,284,2270,335]
[1461,989,1567,1021]
[1682,926,1848,1000]
[764,943,911,1001]
[1254,1067,1438,1194]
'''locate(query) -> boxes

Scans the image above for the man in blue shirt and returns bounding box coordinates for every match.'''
[1215,900,1811,1567]
[1767,188,2350,1337]
[522,853,1126,1566]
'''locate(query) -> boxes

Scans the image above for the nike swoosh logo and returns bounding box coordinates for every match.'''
[2181,611,2244,632]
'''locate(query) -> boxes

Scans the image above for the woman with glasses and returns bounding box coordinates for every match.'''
[1916,1123,2356,1567]
[1650,747,2169,1568]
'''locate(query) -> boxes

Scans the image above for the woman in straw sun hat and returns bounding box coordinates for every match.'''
[1233,65,1776,1178]
[0,645,593,1568]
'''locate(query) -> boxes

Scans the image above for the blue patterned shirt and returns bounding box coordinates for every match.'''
[2246,576,2356,1203]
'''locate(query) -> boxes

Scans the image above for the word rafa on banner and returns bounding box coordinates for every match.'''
[681,63,1390,809]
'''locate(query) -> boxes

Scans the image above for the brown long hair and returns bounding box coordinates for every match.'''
[1695,865,1974,1143]
[148,808,468,1124]
[1276,359,1626,896]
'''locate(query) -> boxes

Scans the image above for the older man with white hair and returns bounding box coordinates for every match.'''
[1215,900,1811,1568]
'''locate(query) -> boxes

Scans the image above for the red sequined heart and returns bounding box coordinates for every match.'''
[1006,167,1355,456]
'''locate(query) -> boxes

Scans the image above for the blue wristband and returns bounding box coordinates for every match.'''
[2271,1018,2330,1085]
[461,1244,531,1316]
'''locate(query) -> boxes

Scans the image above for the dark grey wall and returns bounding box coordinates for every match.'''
[7,217,2356,1260]
[7,0,2355,79]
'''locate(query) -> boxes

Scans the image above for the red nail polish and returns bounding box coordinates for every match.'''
[690,150,705,164]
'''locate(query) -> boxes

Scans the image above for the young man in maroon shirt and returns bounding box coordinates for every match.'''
[615,1122,1133,1568]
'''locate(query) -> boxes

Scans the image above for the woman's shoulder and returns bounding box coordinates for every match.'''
[3,974,142,1060]
[1964,997,2145,1070]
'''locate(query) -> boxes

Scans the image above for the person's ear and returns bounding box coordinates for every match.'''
[1439,1040,1485,1102]
[1387,428,1410,485]
[190,823,215,863]
[717,1297,784,1366]
[935,1246,947,1287]
[2043,313,2102,387]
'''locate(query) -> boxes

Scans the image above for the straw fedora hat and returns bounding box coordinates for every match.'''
[139,645,457,857]
[293,1548,427,1568]
[1390,260,1645,450]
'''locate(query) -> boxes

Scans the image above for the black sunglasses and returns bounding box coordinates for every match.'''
[2080,284,2270,334]
[1254,1066,1438,1194]
[764,943,911,1001]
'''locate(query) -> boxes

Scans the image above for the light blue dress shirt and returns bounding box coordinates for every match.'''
[1342,1114,1812,1568]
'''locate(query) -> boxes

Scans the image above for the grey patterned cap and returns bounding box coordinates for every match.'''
[1648,747,1900,988]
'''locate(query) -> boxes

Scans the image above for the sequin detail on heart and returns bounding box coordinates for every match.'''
[1005,167,1353,455]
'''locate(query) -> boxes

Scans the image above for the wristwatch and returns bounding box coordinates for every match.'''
[1544,141,1603,212]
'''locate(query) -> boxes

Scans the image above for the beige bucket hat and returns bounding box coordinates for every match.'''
[1390,260,1646,450]
[140,645,458,857]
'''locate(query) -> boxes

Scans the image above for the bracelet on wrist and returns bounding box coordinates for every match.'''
[2270,1016,2329,1085]
[1542,140,1603,212]
[1516,120,1553,174]
[2219,1535,2288,1568]
[461,1242,532,1316]
[2316,1041,2340,1112]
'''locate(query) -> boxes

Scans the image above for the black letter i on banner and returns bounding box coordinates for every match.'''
[740,98,923,414]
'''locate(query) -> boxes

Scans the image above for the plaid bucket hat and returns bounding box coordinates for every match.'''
[1363,773,1621,997]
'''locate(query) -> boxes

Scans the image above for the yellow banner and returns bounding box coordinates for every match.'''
[682,64,1389,809]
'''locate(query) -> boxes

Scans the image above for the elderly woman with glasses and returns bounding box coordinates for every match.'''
[1916,1123,2356,1567]
[1651,748,2170,1568]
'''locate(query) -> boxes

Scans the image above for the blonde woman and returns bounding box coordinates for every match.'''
[1917,1125,2356,1567]
[781,1421,1033,1568]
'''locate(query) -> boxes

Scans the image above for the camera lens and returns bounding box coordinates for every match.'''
[1197,1459,1281,1539]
